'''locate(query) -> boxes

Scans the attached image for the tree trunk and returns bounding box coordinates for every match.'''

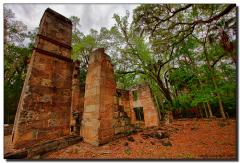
[154,94,162,121]
[203,104,209,118]
[203,47,226,119]
[4,16,8,46]
[199,106,203,118]
[211,75,226,119]
[206,102,213,117]
[187,53,214,117]
[156,78,173,104]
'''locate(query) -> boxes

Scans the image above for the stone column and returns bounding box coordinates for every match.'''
[11,8,73,149]
[70,61,81,135]
[81,48,116,146]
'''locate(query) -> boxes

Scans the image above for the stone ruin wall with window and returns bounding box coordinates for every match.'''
[112,85,160,136]
[9,8,160,156]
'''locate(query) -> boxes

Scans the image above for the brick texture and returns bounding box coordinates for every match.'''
[81,48,115,146]
[130,84,160,127]
[11,8,73,149]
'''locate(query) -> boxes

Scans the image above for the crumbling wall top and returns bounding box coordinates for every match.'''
[37,8,73,48]
[89,48,111,64]
[42,8,72,25]
[129,82,150,91]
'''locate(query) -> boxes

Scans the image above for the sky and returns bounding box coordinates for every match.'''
[4,3,139,35]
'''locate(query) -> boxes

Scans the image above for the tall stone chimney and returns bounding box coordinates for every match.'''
[81,48,116,146]
[11,8,73,149]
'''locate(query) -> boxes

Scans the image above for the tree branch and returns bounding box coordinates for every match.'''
[169,4,235,27]
[116,70,145,75]
[211,54,225,68]
[151,4,193,36]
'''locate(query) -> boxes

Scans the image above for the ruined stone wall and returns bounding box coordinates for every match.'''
[116,89,131,117]
[81,48,115,146]
[70,61,81,135]
[113,84,160,134]
[130,84,160,127]
[129,92,137,125]
[79,85,85,119]
[12,8,73,149]
[113,105,133,135]
[113,89,133,135]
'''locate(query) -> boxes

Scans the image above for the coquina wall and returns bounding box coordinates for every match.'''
[81,48,115,146]
[12,8,74,149]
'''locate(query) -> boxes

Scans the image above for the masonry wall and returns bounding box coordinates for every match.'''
[113,105,133,135]
[70,61,81,135]
[79,85,85,119]
[113,89,133,135]
[113,85,160,135]
[81,48,115,146]
[130,84,160,127]
[11,8,73,149]
[116,89,131,117]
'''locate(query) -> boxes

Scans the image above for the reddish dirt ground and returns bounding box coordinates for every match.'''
[43,119,236,160]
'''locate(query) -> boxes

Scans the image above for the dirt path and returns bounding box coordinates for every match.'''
[44,119,236,160]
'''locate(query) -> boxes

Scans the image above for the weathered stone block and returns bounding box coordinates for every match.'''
[84,104,99,113]
[11,8,73,149]
[81,48,115,146]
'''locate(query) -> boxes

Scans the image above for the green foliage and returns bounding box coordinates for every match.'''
[4,48,29,122]
[190,88,215,107]
[207,43,226,61]
[4,75,24,124]
[4,7,32,124]
[133,37,152,64]
[72,35,96,61]
[173,93,192,110]
[4,44,31,124]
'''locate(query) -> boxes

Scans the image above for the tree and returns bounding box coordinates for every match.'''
[4,7,32,124]
[113,4,236,118]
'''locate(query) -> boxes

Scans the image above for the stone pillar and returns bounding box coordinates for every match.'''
[70,61,81,135]
[71,61,80,135]
[11,8,73,149]
[81,48,115,146]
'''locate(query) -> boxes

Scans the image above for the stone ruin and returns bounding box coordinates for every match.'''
[7,8,160,158]
[81,48,116,146]
[11,8,74,149]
